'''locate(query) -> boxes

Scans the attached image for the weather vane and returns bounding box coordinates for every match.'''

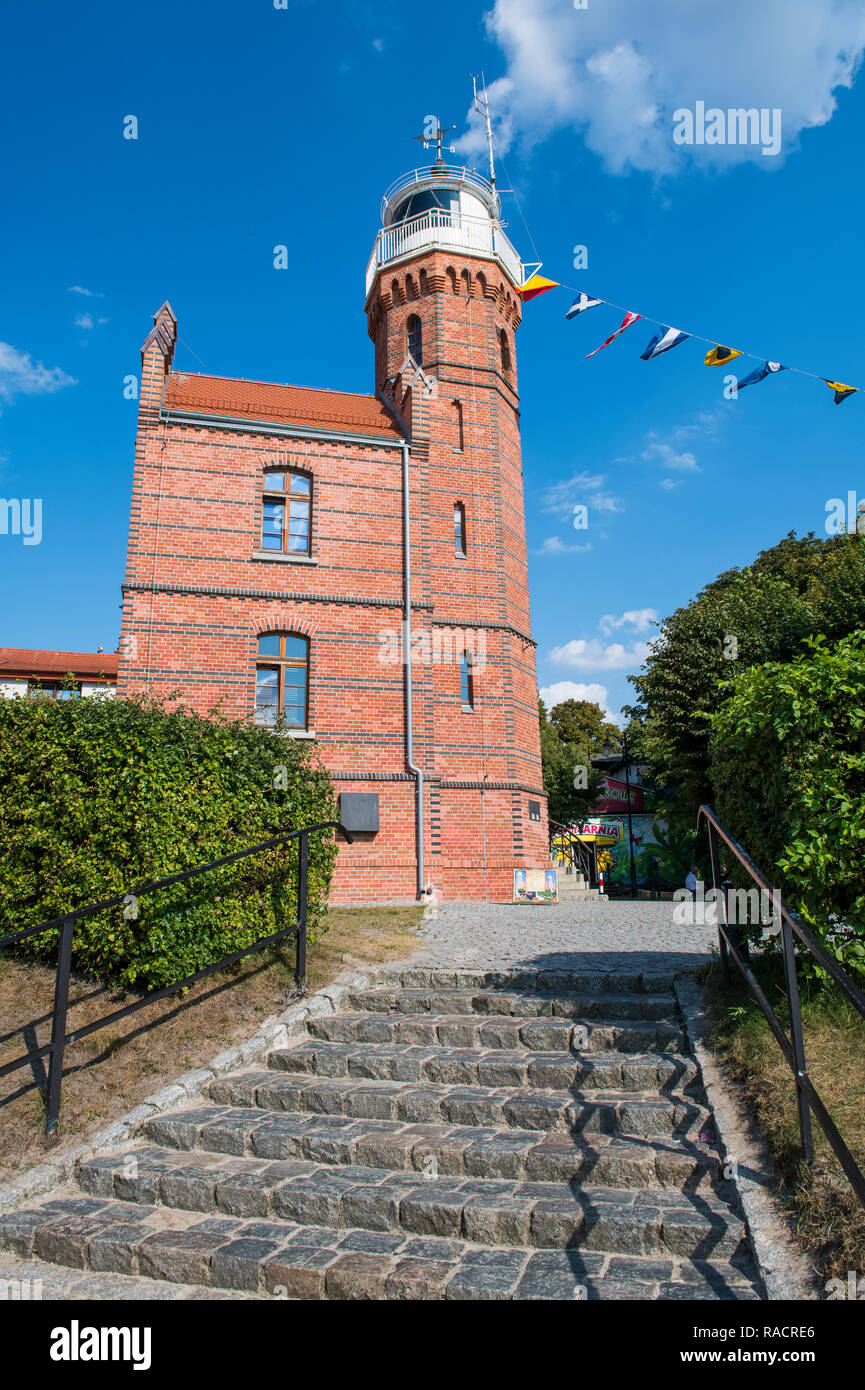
[413,122,456,163]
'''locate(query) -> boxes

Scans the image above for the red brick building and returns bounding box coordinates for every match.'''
[118,156,549,900]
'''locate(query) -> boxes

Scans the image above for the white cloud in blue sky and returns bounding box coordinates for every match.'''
[0,342,76,405]
[539,679,618,721]
[548,636,653,672]
[459,0,865,174]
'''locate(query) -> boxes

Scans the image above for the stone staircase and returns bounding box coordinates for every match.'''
[0,967,764,1300]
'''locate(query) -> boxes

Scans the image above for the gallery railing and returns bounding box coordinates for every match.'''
[0,820,352,1137]
[698,804,865,1208]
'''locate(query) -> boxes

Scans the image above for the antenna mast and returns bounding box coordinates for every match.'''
[472,73,496,190]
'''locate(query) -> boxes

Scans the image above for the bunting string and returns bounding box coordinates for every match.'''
[516,275,861,404]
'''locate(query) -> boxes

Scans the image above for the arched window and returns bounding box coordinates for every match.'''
[476,272,487,298]
[500,329,512,373]
[454,501,467,556]
[460,269,472,296]
[255,632,309,729]
[261,467,311,555]
[407,315,423,365]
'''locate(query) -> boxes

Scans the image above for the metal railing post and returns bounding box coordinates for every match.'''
[296,831,309,988]
[781,916,815,1164]
[45,914,74,1137]
[707,824,730,988]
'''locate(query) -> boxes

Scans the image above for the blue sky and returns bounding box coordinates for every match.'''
[1,0,864,720]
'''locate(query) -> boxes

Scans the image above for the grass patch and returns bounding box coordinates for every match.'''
[701,950,865,1279]
[0,904,424,1183]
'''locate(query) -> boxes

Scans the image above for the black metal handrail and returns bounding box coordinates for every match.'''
[0,820,352,1136]
[698,804,865,1207]
[549,818,595,884]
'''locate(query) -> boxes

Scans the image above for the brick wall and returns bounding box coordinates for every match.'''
[119,249,548,901]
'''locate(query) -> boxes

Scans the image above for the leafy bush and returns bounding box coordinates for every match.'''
[0,693,339,991]
[626,532,865,816]
[709,634,865,977]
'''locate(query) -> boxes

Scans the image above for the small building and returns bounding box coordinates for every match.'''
[0,648,118,700]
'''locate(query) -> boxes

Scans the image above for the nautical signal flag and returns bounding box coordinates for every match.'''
[825,379,858,405]
[737,360,785,391]
[586,311,641,360]
[518,275,559,302]
[566,292,604,319]
[640,326,690,360]
[705,345,742,367]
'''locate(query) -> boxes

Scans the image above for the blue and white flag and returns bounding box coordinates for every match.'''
[737,360,785,391]
[640,326,690,360]
[565,292,604,319]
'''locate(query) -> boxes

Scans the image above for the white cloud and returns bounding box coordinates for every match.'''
[540,680,616,720]
[643,442,700,472]
[549,637,652,671]
[660,478,683,491]
[74,313,108,331]
[456,0,865,175]
[541,470,624,517]
[539,535,592,555]
[371,37,385,52]
[599,608,658,636]
[68,285,102,297]
[0,342,76,404]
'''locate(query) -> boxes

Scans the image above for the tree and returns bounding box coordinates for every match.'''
[538,697,604,827]
[548,698,621,756]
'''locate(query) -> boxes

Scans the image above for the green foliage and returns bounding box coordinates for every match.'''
[538,698,604,827]
[634,822,703,885]
[0,693,339,992]
[547,698,621,755]
[709,633,865,977]
[626,532,865,816]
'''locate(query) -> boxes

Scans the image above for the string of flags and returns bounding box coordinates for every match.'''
[516,275,859,406]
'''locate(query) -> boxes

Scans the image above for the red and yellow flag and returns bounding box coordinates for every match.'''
[518,275,559,302]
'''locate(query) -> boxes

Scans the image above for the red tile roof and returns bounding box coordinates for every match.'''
[164,372,404,440]
[0,649,118,679]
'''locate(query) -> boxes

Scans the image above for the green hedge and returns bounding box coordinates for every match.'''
[709,634,865,977]
[0,693,339,991]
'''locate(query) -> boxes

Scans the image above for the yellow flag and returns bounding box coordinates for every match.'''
[705,345,742,367]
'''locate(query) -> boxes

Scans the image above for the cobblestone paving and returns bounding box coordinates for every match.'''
[414,898,717,976]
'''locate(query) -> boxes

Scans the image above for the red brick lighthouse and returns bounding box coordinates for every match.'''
[118,142,549,901]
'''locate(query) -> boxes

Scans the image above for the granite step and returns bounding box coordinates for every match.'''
[142,1105,719,1188]
[385,968,678,994]
[204,1069,707,1138]
[306,1011,687,1053]
[0,1251,257,1301]
[268,1040,699,1092]
[0,1197,760,1300]
[347,986,680,1021]
[71,1144,748,1259]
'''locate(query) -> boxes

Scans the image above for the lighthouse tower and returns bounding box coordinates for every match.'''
[364,136,549,897]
